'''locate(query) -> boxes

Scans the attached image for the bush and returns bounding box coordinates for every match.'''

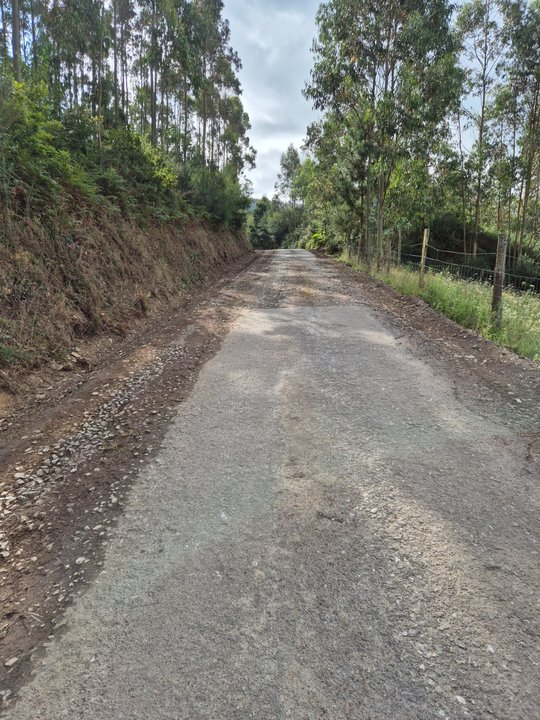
[0,81,247,228]
[180,165,249,229]
[512,255,540,283]
[0,341,22,367]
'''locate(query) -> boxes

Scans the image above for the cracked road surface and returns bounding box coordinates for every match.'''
[5,250,540,719]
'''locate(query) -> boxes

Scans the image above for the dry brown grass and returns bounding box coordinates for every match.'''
[0,208,249,384]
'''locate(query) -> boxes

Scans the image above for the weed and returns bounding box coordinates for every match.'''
[0,341,24,367]
[339,254,540,361]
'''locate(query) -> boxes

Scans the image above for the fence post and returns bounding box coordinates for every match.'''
[384,235,392,272]
[397,228,402,265]
[491,233,508,330]
[419,227,430,288]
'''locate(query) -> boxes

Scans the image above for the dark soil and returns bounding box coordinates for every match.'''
[0,250,262,707]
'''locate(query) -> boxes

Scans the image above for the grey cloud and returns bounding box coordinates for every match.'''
[224,0,320,197]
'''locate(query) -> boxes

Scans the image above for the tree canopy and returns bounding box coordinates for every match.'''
[265,0,540,286]
[0,0,255,227]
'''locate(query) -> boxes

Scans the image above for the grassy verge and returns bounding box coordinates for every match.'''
[339,254,540,362]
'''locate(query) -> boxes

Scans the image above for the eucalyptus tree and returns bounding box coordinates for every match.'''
[0,0,254,194]
[275,145,301,204]
[220,94,254,174]
[0,0,9,69]
[306,0,462,267]
[488,82,521,250]
[500,0,540,265]
[456,0,501,257]
[11,0,21,80]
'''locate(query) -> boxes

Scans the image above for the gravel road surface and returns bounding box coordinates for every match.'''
[5,250,539,719]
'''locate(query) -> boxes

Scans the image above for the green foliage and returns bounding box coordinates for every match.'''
[0,82,94,211]
[181,166,249,229]
[294,0,540,276]
[275,145,302,204]
[305,0,462,258]
[0,0,255,231]
[248,196,302,249]
[0,80,249,229]
[248,197,274,249]
[0,342,24,368]
[98,127,184,220]
[341,256,540,360]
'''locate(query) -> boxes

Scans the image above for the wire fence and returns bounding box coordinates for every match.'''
[399,251,540,294]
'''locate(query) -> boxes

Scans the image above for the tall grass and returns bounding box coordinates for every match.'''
[339,255,540,361]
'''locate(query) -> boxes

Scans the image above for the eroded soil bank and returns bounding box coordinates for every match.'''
[1,218,250,389]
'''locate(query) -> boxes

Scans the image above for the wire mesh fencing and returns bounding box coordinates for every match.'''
[398,251,540,294]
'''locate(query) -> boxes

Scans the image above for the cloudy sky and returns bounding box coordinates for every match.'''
[224,0,321,198]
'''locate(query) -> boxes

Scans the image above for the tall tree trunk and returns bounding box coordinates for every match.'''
[507,93,518,266]
[30,0,37,69]
[11,0,22,81]
[365,166,372,267]
[210,115,215,166]
[123,30,129,114]
[472,79,487,257]
[532,160,540,244]
[120,20,126,114]
[183,75,189,163]
[74,59,79,104]
[472,24,490,258]
[139,36,144,133]
[113,0,119,120]
[98,1,104,118]
[516,80,540,266]
[376,168,385,270]
[457,109,467,254]
[201,89,207,163]
[514,174,525,270]
[356,186,365,262]
[201,51,208,163]
[0,0,8,63]
[159,59,165,148]
[91,59,96,115]
[150,0,157,145]
[67,64,73,108]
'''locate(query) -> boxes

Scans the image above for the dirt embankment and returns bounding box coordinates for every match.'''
[0,212,251,390]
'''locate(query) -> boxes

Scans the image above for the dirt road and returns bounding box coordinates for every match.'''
[2,250,539,719]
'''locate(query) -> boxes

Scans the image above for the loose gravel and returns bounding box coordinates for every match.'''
[1,250,538,719]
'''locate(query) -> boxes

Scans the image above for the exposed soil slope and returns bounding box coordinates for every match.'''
[0,214,250,388]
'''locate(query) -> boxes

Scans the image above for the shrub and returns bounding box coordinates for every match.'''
[1,82,247,227]
[180,165,249,229]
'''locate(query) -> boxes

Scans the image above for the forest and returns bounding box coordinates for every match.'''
[0,0,256,374]
[1,0,539,371]
[250,0,540,288]
[0,0,254,225]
